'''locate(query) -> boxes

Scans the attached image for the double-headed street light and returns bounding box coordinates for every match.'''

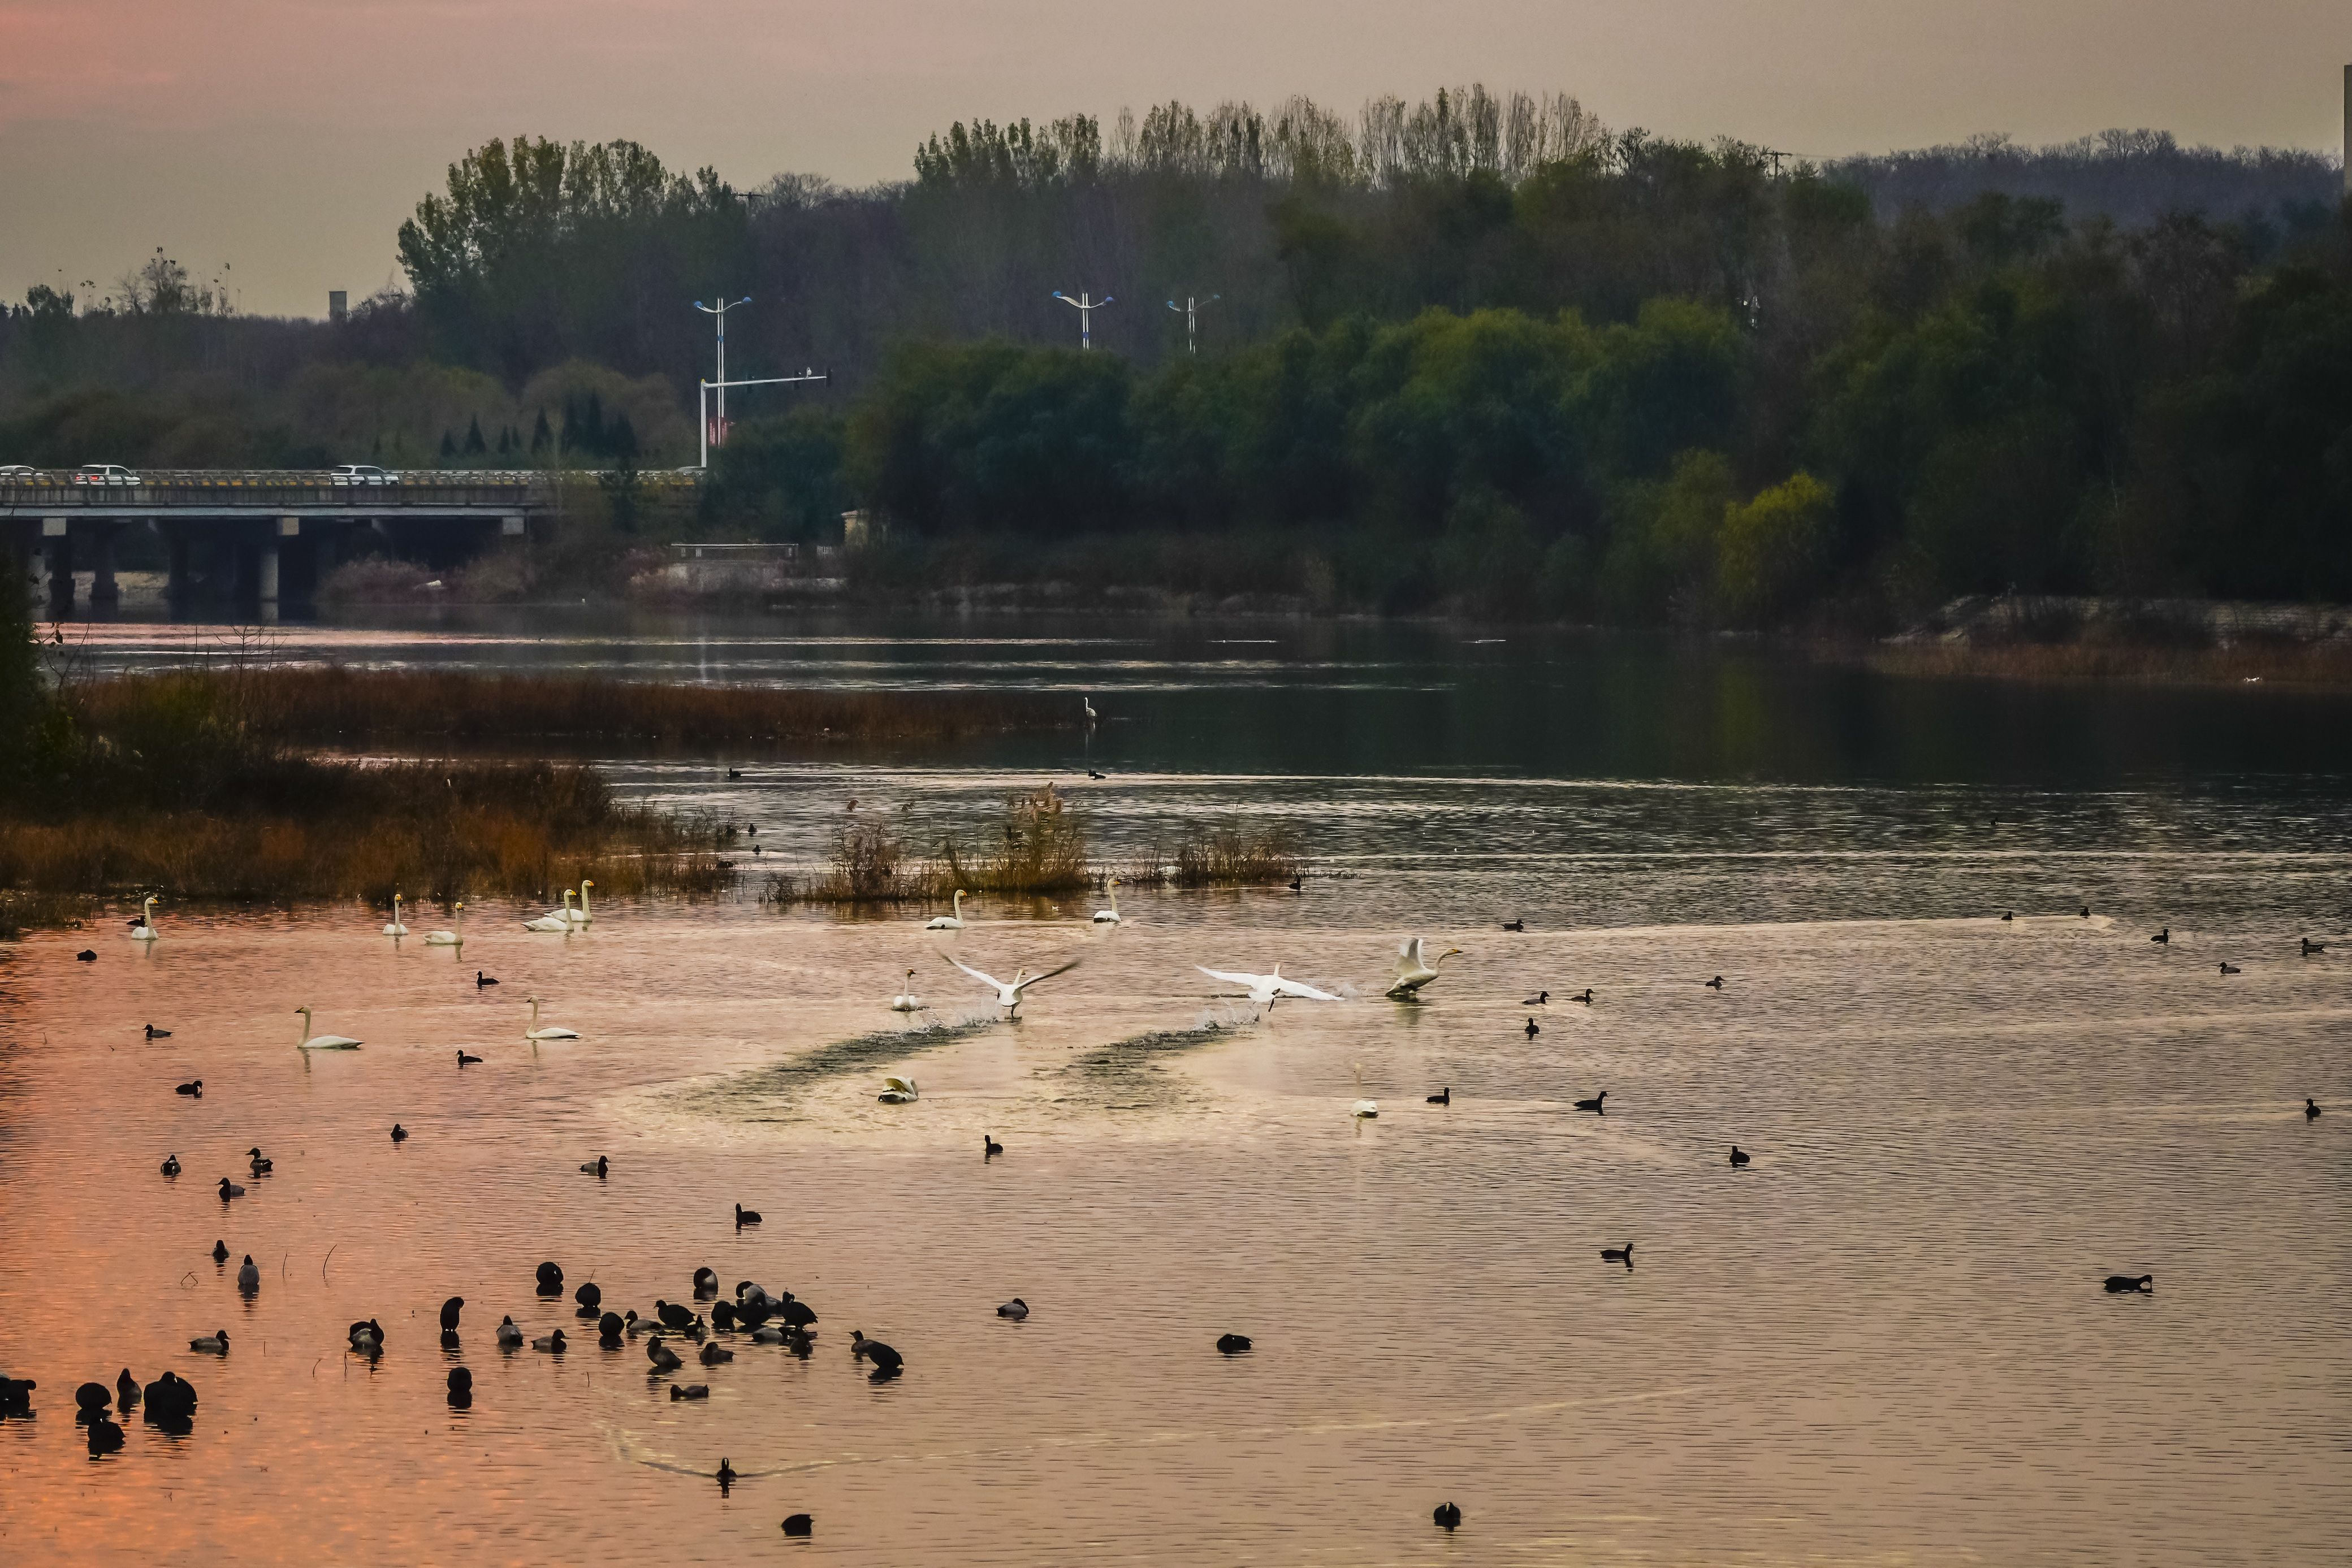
[693,296,751,446]
[1166,293,1221,354]
[1052,291,1113,350]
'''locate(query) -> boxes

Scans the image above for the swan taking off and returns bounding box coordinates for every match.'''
[876,1076,920,1104]
[128,895,161,943]
[382,893,409,938]
[523,890,576,932]
[889,969,927,1012]
[948,955,1081,1016]
[1092,879,1123,924]
[1386,937,1462,1000]
[1196,964,1343,1011]
[1351,1062,1378,1119]
[925,890,969,931]
[423,903,465,946]
[524,996,580,1041]
[295,1005,362,1050]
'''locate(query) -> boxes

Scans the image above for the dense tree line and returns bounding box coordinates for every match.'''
[3,87,2349,621]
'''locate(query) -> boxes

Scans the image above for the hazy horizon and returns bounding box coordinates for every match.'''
[3,0,2347,319]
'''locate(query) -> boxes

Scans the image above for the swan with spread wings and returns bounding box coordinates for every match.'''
[945,954,1083,1017]
[1196,964,1344,1011]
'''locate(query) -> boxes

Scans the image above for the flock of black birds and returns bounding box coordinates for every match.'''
[20,899,2334,1544]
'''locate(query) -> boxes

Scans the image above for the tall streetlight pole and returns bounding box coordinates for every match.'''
[692,296,751,447]
[698,370,827,469]
[1165,293,1221,354]
[1052,291,1113,350]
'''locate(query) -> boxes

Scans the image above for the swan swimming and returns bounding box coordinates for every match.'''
[1092,878,1122,924]
[382,893,409,938]
[423,902,465,946]
[559,880,595,927]
[523,890,576,933]
[1196,964,1343,1011]
[524,995,580,1041]
[876,1075,920,1104]
[128,895,161,943]
[1350,1062,1378,1119]
[948,954,1082,1016]
[1386,937,1462,1000]
[924,890,969,931]
[888,969,926,1012]
[295,1005,362,1050]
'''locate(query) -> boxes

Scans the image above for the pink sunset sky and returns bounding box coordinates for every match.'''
[2,0,2346,318]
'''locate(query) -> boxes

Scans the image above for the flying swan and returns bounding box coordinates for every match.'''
[294,1005,362,1050]
[1196,964,1344,1011]
[877,1075,920,1103]
[947,954,1081,1016]
[1386,937,1462,1000]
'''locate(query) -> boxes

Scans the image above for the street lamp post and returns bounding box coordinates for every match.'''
[1165,293,1221,354]
[691,296,751,448]
[1052,291,1113,350]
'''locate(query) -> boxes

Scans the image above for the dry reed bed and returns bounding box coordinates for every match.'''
[69,667,1064,742]
[1864,640,2352,688]
[782,785,1304,902]
[0,761,735,904]
[0,890,99,941]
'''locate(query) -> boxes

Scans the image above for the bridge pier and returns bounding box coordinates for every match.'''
[259,541,280,607]
[166,535,192,603]
[42,530,75,613]
[88,526,120,605]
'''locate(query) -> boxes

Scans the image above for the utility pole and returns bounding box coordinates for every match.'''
[1165,294,1221,354]
[1052,291,1113,350]
[698,371,828,470]
[692,296,751,448]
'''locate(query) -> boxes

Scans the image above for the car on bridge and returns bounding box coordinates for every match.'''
[0,464,47,482]
[329,464,401,485]
[72,464,143,486]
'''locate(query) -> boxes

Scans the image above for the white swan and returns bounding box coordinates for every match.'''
[382,893,409,938]
[1092,878,1122,924]
[1197,963,1343,1010]
[948,954,1080,1016]
[1386,937,1462,1000]
[876,1075,920,1104]
[924,889,968,931]
[295,1004,362,1050]
[423,902,465,946]
[524,890,575,932]
[524,995,580,1041]
[128,895,161,943]
[562,880,595,927]
[1351,1062,1378,1119]
[889,969,927,1012]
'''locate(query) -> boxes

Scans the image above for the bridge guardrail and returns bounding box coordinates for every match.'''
[0,468,703,508]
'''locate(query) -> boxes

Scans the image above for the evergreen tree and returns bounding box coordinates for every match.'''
[531,409,552,453]
[464,414,487,454]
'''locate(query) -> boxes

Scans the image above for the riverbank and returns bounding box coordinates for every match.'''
[1862,594,2352,688]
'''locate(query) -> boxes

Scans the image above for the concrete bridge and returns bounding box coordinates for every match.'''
[1,471,553,613]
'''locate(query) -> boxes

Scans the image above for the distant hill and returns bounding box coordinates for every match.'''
[1824,130,2342,229]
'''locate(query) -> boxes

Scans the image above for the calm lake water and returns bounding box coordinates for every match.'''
[4,608,2348,1564]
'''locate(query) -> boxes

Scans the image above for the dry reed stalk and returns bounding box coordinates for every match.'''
[0,889,100,939]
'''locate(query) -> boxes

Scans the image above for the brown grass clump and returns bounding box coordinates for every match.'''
[0,761,735,903]
[1113,823,1307,888]
[68,666,1061,743]
[0,889,100,939]
[807,783,1093,900]
[1862,640,2352,689]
